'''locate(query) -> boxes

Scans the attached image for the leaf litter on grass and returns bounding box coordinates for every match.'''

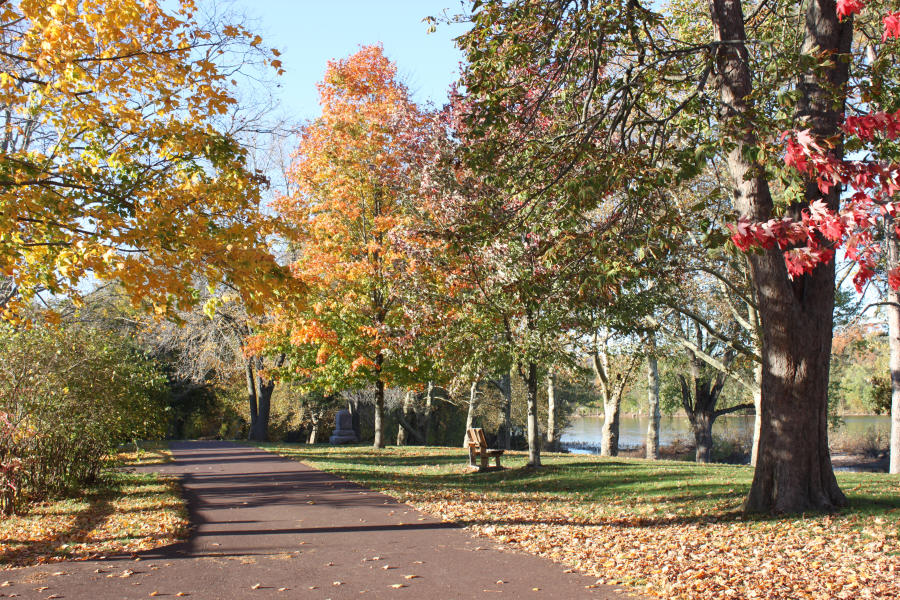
[263,444,900,600]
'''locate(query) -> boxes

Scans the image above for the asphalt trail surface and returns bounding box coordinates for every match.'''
[3,441,645,599]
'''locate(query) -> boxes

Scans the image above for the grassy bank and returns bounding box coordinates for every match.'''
[259,444,900,600]
[0,442,187,568]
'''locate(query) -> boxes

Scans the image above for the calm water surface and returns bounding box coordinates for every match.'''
[562,415,891,449]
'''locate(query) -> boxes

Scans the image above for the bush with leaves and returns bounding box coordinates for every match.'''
[0,324,166,514]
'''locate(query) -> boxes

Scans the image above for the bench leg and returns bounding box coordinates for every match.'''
[480,454,488,470]
[494,455,502,468]
[468,447,477,469]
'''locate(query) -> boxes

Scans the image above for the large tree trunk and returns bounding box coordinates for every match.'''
[464,379,478,447]
[524,361,542,466]
[887,216,900,474]
[373,353,385,448]
[545,370,558,450]
[710,0,849,512]
[246,358,273,442]
[690,413,714,464]
[646,337,661,460]
[601,394,620,457]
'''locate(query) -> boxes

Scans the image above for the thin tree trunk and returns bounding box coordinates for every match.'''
[546,369,558,450]
[464,379,478,447]
[397,390,413,446]
[308,410,319,444]
[646,337,661,460]
[423,381,434,445]
[501,370,512,450]
[750,358,763,466]
[710,0,848,512]
[373,353,385,449]
[593,332,619,457]
[887,216,900,474]
[524,361,541,466]
[348,399,361,440]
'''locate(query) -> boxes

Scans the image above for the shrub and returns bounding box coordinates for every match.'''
[0,324,166,514]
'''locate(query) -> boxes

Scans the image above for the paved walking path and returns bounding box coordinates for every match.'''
[5,441,644,599]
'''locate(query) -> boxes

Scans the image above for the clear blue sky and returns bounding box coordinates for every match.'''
[247,0,469,120]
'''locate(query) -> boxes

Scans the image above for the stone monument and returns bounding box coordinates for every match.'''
[329,409,359,444]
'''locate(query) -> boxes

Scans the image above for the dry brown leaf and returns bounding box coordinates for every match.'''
[390,583,407,589]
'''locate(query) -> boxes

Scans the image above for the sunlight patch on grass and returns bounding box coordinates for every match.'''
[0,444,188,569]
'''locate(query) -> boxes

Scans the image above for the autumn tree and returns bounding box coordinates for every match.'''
[0,0,284,322]
[444,0,900,511]
[271,45,430,448]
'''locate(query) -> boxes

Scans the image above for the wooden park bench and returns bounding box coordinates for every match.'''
[465,427,504,471]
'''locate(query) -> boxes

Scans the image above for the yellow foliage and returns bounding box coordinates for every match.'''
[0,0,288,320]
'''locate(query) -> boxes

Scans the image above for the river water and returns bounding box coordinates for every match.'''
[561,414,892,450]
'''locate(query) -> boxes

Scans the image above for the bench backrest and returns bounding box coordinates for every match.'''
[466,427,486,452]
[476,428,489,450]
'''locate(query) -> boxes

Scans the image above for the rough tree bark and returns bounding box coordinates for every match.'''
[709,0,849,512]
[247,357,275,442]
[646,335,661,460]
[523,361,542,466]
[887,216,900,474]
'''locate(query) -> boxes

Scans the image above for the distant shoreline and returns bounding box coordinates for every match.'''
[571,412,888,419]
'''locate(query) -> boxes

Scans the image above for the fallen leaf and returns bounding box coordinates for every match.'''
[404,574,420,579]
[390,583,407,589]
[250,583,261,590]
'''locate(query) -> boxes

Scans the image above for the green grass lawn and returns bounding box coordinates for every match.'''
[258,444,900,600]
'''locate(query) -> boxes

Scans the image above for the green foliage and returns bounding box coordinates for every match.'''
[830,325,890,415]
[0,324,166,513]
